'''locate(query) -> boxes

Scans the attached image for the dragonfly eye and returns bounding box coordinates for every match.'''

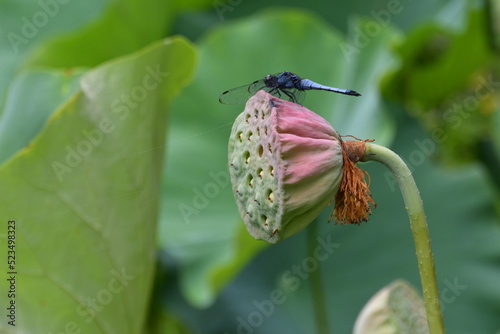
[263,74,278,88]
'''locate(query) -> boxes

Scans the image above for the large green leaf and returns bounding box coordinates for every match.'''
[159,8,401,307]
[0,69,85,165]
[0,36,196,334]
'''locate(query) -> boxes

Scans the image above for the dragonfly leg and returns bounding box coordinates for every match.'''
[281,89,297,103]
[268,87,281,99]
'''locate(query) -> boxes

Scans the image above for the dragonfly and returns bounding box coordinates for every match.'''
[219,71,361,105]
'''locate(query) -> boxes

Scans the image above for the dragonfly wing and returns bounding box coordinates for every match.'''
[219,83,254,104]
[291,89,305,104]
[219,79,268,104]
[247,79,267,95]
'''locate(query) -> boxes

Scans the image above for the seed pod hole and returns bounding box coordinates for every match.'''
[264,126,268,135]
[258,145,263,157]
[243,151,250,164]
[257,168,263,179]
[268,143,272,153]
[247,131,253,141]
[245,113,251,123]
[254,109,259,118]
[261,214,268,226]
[247,174,254,188]
[266,189,274,203]
[269,165,274,177]
[237,131,243,142]
[256,127,260,136]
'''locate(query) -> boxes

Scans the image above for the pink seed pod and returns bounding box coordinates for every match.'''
[228,91,344,243]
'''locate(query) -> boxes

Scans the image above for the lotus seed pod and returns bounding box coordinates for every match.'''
[228,90,343,243]
[354,280,428,334]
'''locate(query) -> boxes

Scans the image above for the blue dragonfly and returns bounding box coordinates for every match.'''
[219,71,361,105]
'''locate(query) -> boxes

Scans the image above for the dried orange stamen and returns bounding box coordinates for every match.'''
[331,139,376,225]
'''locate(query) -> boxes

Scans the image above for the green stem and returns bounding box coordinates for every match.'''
[308,223,329,334]
[361,143,445,334]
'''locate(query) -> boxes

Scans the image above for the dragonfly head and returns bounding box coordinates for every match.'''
[263,74,278,88]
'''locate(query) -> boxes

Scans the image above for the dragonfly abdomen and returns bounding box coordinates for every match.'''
[299,79,361,96]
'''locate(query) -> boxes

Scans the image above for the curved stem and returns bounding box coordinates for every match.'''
[308,223,329,334]
[361,143,445,334]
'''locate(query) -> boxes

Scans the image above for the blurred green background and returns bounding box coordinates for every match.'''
[0,0,499,333]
